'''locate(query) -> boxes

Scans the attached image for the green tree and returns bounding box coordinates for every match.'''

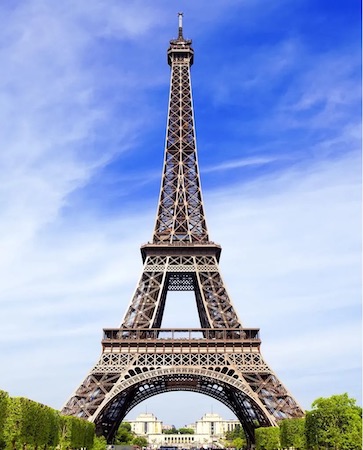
[224,424,246,448]
[59,415,73,450]
[30,401,50,449]
[255,427,280,450]
[84,421,95,449]
[280,418,305,449]
[115,422,134,444]
[3,397,30,450]
[162,427,177,434]
[133,436,148,447]
[305,393,362,450]
[2,397,61,450]
[59,414,95,450]
[178,428,194,434]
[93,435,108,450]
[119,421,131,432]
[0,391,9,450]
[46,408,61,449]
[232,437,245,449]
[1,394,93,450]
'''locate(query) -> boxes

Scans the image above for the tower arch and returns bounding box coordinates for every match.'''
[92,368,275,444]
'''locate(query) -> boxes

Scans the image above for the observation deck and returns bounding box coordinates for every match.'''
[141,241,222,262]
[102,327,261,353]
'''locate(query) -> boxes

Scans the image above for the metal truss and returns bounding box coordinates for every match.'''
[62,15,304,448]
[153,20,207,244]
[121,254,242,329]
[62,332,303,444]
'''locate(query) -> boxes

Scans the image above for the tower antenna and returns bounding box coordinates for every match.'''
[178,12,183,38]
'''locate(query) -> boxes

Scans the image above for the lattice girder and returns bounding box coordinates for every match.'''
[62,341,303,443]
[120,254,242,329]
[154,38,207,244]
[94,372,270,443]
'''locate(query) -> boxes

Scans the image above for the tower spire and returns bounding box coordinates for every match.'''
[157,14,199,243]
[178,12,183,39]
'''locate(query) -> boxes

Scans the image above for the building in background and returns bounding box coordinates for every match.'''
[127,412,240,448]
[191,413,240,437]
[129,413,163,435]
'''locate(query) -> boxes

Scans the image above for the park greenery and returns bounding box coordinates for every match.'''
[162,427,194,434]
[114,422,148,447]
[0,390,94,450]
[254,394,362,450]
[305,393,362,450]
[280,418,305,449]
[255,426,280,450]
[0,389,361,450]
[224,424,246,449]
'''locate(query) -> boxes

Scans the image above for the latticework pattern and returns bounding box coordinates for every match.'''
[153,33,208,243]
[62,344,303,442]
[120,254,242,329]
[62,17,304,448]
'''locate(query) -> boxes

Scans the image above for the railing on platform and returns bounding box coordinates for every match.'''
[102,327,260,341]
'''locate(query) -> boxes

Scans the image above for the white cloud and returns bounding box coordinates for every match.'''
[203,156,282,173]
[0,0,360,430]
[1,149,360,423]
[207,151,361,408]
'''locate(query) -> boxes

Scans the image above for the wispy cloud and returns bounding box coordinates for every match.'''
[0,0,360,429]
[203,156,282,173]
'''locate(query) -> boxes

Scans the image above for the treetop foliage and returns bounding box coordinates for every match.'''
[0,389,94,450]
[162,426,194,434]
[279,418,305,449]
[255,427,280,450]
[305,393,362,450]
[1,389,361,450]
[224,424,246,448]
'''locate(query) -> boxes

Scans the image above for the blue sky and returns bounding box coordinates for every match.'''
[0,0,361,428]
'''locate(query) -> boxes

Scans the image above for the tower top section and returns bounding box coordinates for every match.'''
[178,12,183,38]
[153,12,207,244]
[168,12,194,66]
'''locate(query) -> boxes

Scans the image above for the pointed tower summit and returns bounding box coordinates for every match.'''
[62,15,304,447]
[154,12,205,244]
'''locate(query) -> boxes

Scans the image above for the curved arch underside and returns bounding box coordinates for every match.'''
[94,372,272,444]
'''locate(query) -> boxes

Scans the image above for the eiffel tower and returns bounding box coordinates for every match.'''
[62,14,304,446]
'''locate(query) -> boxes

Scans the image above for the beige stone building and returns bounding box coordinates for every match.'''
[129,413,163,435]
[127,412,241,448]
[190,413,240,437]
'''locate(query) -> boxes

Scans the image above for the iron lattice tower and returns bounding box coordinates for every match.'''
[62,14,304,446]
